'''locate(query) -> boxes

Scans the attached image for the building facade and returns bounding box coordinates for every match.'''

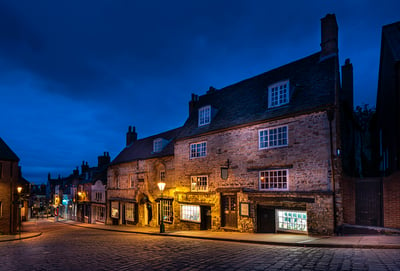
[0,138,20,235]
[106,127,180,229]
[107,14,353,235]
[376,21,400,229]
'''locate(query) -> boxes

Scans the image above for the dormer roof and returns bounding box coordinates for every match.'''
[179,52,337,139]
[112,127,182,165]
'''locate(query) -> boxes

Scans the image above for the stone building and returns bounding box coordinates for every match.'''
[0,137,20,234]
[107,14,353,235]
[106,126,181,228]
[170,14,352,235]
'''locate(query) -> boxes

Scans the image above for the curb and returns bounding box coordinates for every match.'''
[0,232,42,243]
[59,221,400,249]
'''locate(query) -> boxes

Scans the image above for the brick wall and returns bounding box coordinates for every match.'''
[383,171,400,229]
[0,160,19,235]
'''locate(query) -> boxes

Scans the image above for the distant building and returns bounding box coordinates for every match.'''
[0,137,20,234]
[48,152,110,224]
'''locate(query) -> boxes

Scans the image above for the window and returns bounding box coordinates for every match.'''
[130,175,135,188]
[277,210,307,232]
[198,105,211,126]
[191,176,208,192]
[160,170,165,182]
[268,80,289,108]
[111,202,119,218]
[160,199,173,223]
[115,176,120,189]
[125,203,136,222]
[96,207,105,222]
[259,169,288,190]
[190,142,207,158]
[153,138,163,153]
[180,204,200,222]
[95,192,103,202]
[259,126,288,149]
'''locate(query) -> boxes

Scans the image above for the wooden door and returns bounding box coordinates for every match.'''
[221,194,237,228]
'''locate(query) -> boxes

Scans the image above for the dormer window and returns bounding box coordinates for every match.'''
[268,80,290,108]
[153,138,168,153]
[198,105,211,126]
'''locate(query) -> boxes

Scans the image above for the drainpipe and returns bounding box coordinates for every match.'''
[327,109,337,233]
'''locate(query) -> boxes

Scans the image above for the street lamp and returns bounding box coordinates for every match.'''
[157,181,166,233]
[17,186,22,239]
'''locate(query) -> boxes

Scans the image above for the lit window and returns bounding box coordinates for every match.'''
[190,142,207,158]
[268,80,289,108]
[198,105,211,126]
[125,203,136,222]
[160,199,173,223]
[191,176,208,192]
[259,169,288,190]
[259,125,288,149]
[277,210,307,232]
[180,204,200,222]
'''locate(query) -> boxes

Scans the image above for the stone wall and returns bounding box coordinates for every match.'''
[173,111,341,234]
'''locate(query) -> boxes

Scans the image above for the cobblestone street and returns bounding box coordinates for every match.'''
[1,220,399,271]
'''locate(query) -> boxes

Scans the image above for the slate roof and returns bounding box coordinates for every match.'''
[0,137,20,161]
[112,127,182,165]
[382,21,400,61]
[178,52,337,139]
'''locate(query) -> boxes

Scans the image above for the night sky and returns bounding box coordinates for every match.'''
[1,1,399,184]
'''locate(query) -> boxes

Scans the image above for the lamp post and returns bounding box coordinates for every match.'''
[157,181,166,233]
[17,186,22,239]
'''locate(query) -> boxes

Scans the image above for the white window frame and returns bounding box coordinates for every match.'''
[259,125,288,149]
[180,204,201,223]
[198,105,211,126]
[153,138,163,153]
[259,169,289,191]
[190,141,207,158]
[191,175,208,192]
[268,80,289,108]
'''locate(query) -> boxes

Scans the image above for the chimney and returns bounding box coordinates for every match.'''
[189,93,199,115]
[341,58,354,110]
[98,152,111,168]
[320,14,338,60]
[126,126,137,146]
[81,161,89,174]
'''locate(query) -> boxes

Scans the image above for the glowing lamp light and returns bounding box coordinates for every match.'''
[17,186,22,194]
[157,182,166,192]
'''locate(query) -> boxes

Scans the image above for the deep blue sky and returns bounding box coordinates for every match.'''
[1,1,399,184]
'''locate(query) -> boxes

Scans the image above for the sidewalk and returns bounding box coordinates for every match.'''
[2,218,400,249]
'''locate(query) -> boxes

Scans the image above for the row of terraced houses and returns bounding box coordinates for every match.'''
[41,14,400,236]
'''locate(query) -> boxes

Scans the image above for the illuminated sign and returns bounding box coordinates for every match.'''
[277,210,307,232]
